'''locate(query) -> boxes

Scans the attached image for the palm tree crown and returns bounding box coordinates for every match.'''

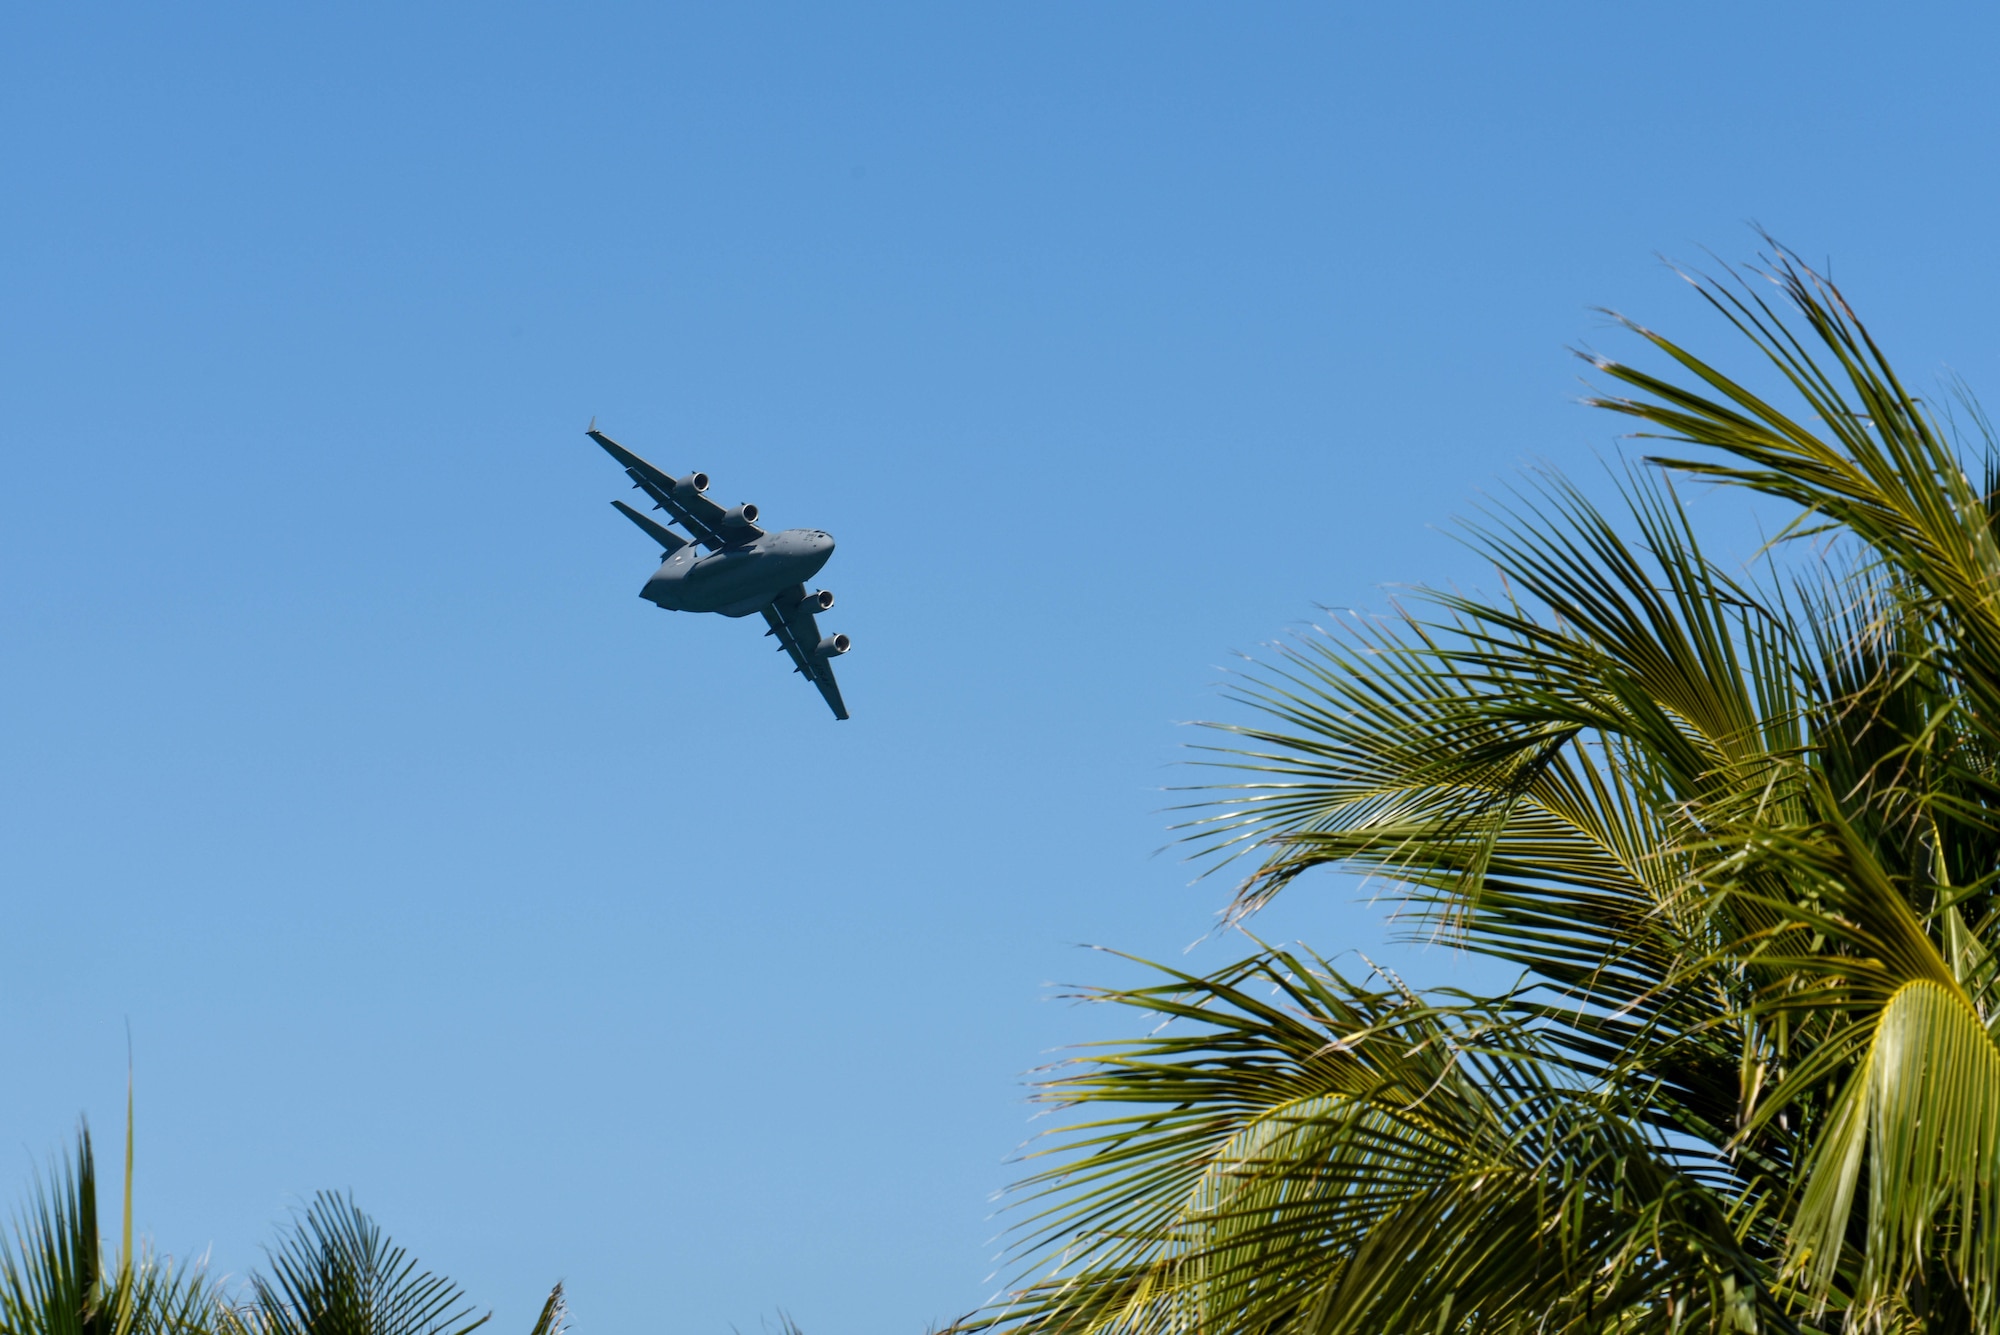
[0,1127,219,1335]
[967,248,2000,1335]
[0,1128,562,1335]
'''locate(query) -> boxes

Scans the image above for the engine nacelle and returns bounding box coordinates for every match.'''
[674,472,711,495]
[799,589,834,613]
[723,503,760,527]
[817,633,851,658]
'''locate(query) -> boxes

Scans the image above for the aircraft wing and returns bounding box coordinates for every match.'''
[761,586,851,720]
[588,427,760,549]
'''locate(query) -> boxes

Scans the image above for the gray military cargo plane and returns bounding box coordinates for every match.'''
[588,425,852,719]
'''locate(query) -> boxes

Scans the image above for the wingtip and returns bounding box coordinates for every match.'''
[586,414,597,434]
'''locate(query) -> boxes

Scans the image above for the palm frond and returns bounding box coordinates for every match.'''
[981,242,2000,1335]
[522,1288,561,1335]
[0,1128,226,1335]
[971,949,1793,1335]
[251,1195,488,1335]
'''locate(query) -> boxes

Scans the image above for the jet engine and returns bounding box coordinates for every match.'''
[800,589,834,612]
[723,503,760,527]
[674,472,711,495]
[817,633,851,657]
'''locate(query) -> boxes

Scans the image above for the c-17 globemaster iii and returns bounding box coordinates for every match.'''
[587,424,852,719]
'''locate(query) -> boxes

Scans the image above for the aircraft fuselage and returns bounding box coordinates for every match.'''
[643,527,835,617]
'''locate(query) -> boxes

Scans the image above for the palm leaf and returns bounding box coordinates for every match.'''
[250,1195,488,1335]
[977,241,2000,1335]
[522,1288,561,1335]
[0,1128,225,1335]
[971,949,1793,1335]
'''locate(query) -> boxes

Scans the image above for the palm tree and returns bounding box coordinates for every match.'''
[0,1115,561,1335]
[965,247,2000,1334]
[0,1121,225,1335]
[246,1194,563,1335]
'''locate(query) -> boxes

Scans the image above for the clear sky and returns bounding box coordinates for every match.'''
[2,4,1996,1332]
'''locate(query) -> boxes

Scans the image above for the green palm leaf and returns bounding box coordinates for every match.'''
[0,1128,225,1335]
[249,1195,488,1335]
[971,243,2000,1335]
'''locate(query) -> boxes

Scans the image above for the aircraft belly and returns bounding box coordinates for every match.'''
[679,550,790,613]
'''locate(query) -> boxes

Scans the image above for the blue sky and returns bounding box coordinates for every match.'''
[2,3,1997,1332]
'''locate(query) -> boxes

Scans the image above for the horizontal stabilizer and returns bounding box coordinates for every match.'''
[611,500,689,553]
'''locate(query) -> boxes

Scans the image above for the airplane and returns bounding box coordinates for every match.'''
[587,424,852,720]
